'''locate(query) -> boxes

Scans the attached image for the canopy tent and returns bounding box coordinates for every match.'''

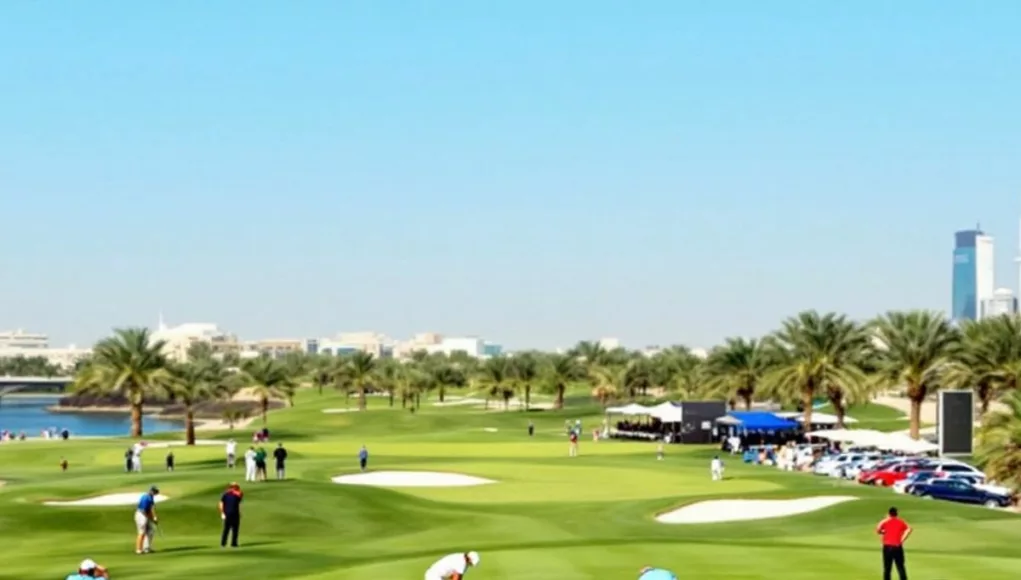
[774,411,858,425]
[716,411,800,431]
[648,401,683,422]
[605,403,652,416]
[805,429,939,453]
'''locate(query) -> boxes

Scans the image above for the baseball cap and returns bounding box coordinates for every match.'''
[467,551,480,566]
[79,559,97,571]
[149,485,160,493]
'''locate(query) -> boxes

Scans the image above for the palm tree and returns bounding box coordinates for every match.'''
[166,359,227,445]
[703,338,768,410]
[343,351,378,411]
[237,357,295,424]
[945,315,1021,415]
[650,346,704,400]
[72,328,171,437]
[542,353,585,409]
[508,352,539,410]
[476,356,514,409]
[306,356,333,396]
[221,406,250,430]
[761,311,871,428]
[590,365,625,407]
[871,310,961,439]
[975,390,1021,493]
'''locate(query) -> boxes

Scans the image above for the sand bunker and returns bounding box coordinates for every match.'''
[145,440,221,449]
[331,471,496,487]
[656,496,857,524]
[432,398,486,407]
[322,408,361,414]
[483,428,499,432]
[44,493,171,507]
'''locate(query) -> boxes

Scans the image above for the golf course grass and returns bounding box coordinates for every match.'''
[2,391,1019,579]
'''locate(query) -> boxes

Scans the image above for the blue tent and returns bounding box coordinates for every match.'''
[719,411,800,431]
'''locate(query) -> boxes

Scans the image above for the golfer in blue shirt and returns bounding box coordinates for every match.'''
[358,445,368,472]
[638,566,677,580]
[134,485,159,554]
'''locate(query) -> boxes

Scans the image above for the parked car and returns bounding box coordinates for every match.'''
[926,460,984,478]
[910,479,1012,508]
[813,453,850,476]
[842,453,883,480]
[859,460,932,486]
[893,470,936,494]
[938,473,1013,497]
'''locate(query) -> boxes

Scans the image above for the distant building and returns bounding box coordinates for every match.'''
[982,288,1018,317]
[0,329,91,369]
[425,336,485,358]
[598,337,621,350]
[482,342,502,357]
[151,319,239,361]
[318,332,392,358]
[952,229,995,322]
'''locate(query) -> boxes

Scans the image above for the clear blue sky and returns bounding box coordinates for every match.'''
[2,1,1020,350]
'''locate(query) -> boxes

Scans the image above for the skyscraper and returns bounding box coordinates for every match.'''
[952,229,995,321]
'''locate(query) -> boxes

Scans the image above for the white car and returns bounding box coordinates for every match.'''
[927,460,984,478]
[813,454,850,476]
[842,454,883,480]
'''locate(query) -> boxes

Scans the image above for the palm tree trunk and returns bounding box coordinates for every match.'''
[261,397,269,424]
[185,409,196,445]
[908,398,922,440]
[555,384,565,410]
[130,403,143,438]
[388,389,394,407]
[439,385,446,403]
[358,386,367,411]
[802,391,814,429]
[741,394,752,410]
[524,385,531,411]
[415,393,421,409]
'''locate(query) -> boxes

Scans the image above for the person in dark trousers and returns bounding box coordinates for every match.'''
[219,482,244,548]
[273,443,287,480]
[527,421,534,437]
[876,506,911,580]
[165,451,175,472]
[124,448,134,473]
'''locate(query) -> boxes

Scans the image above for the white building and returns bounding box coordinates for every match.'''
[150,318,238,361]
[425,336,486,358]
[0,330,90,370]
[975,233,995,316]
[318,332,392,358]
[598,337,621,350]
[982,288,1018,318]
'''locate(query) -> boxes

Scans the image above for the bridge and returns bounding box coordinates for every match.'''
[0,376,74,394]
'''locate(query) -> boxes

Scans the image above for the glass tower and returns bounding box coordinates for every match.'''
[952,229,994,322]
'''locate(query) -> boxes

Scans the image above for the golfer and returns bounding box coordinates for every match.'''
[711,455,723,481]
[65,558,109,580]
[359,445,369,472]
[244,446,257,482]
[273,443,288,480]
[219,482,244,548]
[226,439,237,469]
[639,566,677,580]
[134,485,159,554]
[876,506,911,580]
[425,551,480,580]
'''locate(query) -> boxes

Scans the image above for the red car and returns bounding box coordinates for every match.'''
[858,461,930,486]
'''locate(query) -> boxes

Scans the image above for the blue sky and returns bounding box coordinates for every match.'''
[2,1,1020,349]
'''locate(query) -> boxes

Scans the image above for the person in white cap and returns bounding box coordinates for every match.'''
[424,551,480,580]
[65,558,109,579]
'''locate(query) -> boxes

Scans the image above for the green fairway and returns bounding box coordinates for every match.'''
[2,391,1018,579]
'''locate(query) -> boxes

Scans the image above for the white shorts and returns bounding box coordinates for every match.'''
[134,511,151,534]
[425,575,444,580]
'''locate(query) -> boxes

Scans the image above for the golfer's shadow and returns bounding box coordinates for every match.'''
[159,546,205,553]
[161,541,281,553]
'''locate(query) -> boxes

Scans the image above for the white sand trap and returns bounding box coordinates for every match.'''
[331,471,496,487]
[483,427,499,432]
[433,398,486,407]
[656,496,857,524]
[146,439,221,449]
[322,408,361,414]
[44,493,171,507]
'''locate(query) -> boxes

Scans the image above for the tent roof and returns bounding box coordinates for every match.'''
[774,411,858,425]
[606,403,652,416]
[717,411,800,430]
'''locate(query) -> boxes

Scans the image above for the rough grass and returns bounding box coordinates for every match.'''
[0,390,1016,579]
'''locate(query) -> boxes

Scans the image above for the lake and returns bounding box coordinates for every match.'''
[0,396,182,437]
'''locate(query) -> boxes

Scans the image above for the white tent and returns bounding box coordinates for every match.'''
[605,403,652,416]
[648,402,682,423]
[880,434,939,453]
[806,429,939,453]
[774,411,858,425]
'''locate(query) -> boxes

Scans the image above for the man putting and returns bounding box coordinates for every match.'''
[711,455,724,481]
[425,550,480,580]
[638,566,677,580]
[65,558,109,580]
[226,439,237,469]
[134,485,159,554]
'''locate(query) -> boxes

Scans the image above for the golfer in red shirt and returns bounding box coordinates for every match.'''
[876,507,911,580]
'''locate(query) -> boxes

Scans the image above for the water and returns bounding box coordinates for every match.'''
[0,396,182,437]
